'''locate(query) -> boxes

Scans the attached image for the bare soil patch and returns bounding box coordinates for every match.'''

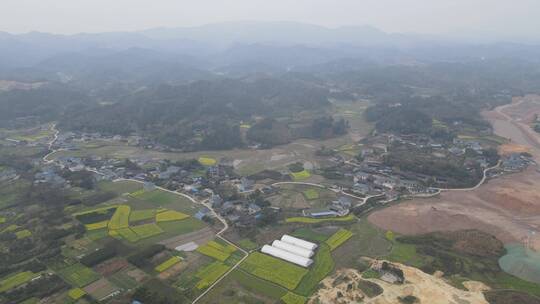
[158,261,185,280]
[83,278,119,301]
[158,226,215,249]
[311,264,489,304]
[95,258,129,277]
[369,167,540,250]
[126,268,148,283]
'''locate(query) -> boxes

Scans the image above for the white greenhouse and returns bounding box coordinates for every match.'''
[261,245,314,267]
[271,240,314,258]
[281,234,318,251]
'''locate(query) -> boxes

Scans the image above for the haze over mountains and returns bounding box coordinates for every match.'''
[2,21,540,75]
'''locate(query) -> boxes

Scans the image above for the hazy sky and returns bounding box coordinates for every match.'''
[3,0,540,38]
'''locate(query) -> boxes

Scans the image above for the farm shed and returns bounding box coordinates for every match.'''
[272,240,314,258]
[261,245,313,268]
[281,234,318,251]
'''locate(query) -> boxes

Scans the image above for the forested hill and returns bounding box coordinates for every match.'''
[57,77,332,150]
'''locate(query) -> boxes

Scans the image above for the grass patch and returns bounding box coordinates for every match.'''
[15,229,32,239]
[0,271,40,292]
[2,224,19,233]
[155,256,182,272]
[291,170,311,181]
[281,292,307,304]
[294,244,334,296]
[129,209,155,222]
[325,229,353,251]
[85,220,109,231]
[156,210,189,222]
[302,189,319,200]
[98,180,141,195]
[86,228,108,241]
[68,287,86,300]
[240,252,308,290]
[131,223,164,239]
[133,189,193,212]
[291,228,329,243]
[386,242,424,268]
[198,157,217,166]
[238,239,258,251]
[197,241,237,261]
[107,205,130,230]
[229,269,287,299]
[195,261,230,290]
[362,269,381,279]
[385,230,395,241]
[285,214,356,224]
[57,263,100,287]
[0,217,5,224]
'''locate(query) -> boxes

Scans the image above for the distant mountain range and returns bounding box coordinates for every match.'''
[1,21,540,81]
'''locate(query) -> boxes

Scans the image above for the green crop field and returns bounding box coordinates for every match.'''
[285,214,356,224]
[291,170,311,181]
[85,220,109,231]
[197,241,237,261]
[156,210,189,222]
[241,252,308,290]
[108,205,130,230]
[68,287,86,300]
[302,189,319,200]
[195,261,230,290]
[325,229,353,251]
[129,209,155,222]
[281,292,307,304]
[198,156,217,166]
[57,263,100,287]
[229,269,287,299]
[116,228,140,242]
[131,223,164,239]
[294,245,334,296]
[0,271,40,292]
[155,256,182,272]
[15,229,32,239]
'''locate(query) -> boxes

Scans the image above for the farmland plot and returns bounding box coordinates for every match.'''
[108,205,130,230]
[197,240,237,261]
[325,229,353,251]
[240,252,308,290]
[195,261,230,290]
[58,263,100,287]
